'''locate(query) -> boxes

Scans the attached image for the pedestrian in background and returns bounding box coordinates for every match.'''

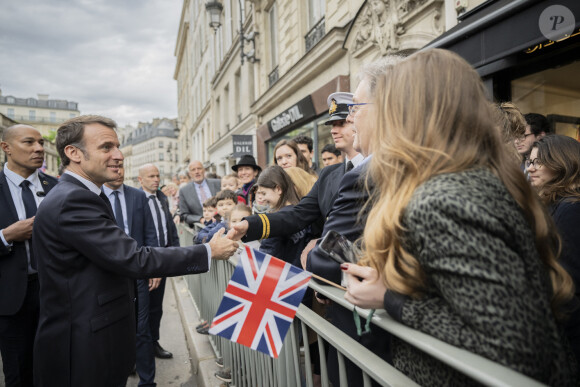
[320,143,343,167]
[294,134,318,174]
[273,139,314,175]
[231,154,261,206]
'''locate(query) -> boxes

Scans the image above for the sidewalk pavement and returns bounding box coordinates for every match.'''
[127,277,196,387]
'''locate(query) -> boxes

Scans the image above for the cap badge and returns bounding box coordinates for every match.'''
[329,99,337,115]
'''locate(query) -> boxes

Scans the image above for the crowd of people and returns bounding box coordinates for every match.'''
[1,47,579,386]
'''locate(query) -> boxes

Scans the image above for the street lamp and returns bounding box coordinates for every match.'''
[205,1,223,31]
[205,0,259,65]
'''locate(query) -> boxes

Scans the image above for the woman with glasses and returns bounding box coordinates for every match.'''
[528,135,580,290]
[342,49,577,385]
[528,134,580,370]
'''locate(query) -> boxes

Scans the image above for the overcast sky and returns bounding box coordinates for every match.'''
[0,0,181,128]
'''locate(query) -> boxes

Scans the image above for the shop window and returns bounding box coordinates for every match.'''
[512,61,580,140]
[265,114,330,165]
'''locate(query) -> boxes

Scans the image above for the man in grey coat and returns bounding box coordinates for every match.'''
[179,160,221,227]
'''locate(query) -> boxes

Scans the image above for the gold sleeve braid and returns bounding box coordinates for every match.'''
[258,213,270,240]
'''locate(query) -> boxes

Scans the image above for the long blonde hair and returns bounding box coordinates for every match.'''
[285,167,318,198]
[361,49,572,312]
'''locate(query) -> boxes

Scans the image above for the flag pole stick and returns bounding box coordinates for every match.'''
[236,240,347,291]
[310,273,347,291]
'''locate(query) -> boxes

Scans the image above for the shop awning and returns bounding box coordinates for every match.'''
[424,0,580,74]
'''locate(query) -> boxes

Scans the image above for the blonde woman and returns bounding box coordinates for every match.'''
[343,49,576,385]
[284,166,318,198]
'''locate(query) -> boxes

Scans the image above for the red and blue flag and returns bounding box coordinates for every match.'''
[209,246,312,358]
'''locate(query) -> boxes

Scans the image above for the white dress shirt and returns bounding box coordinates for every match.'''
[102,184,129,234]
[0,164,45,272]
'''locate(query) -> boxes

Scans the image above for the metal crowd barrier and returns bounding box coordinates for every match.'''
[176,224,545,387]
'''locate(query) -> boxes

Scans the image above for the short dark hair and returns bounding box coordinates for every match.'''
[215,189,237,203]
[524,113,551,136]
[321,143,341,157]
[203,197,218,208]
[56,115,117,167]
[293,135,313,152]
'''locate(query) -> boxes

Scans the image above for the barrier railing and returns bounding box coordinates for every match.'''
[176,224,546,387]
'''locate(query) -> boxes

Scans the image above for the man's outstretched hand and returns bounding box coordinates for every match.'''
[226,220,249,241]
[209,228,239,260]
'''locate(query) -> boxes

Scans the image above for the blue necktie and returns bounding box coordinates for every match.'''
[113,191,125,230]
[20,180,37,269]
[149,195,166,247]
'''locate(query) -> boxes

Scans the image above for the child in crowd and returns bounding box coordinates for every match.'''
[201,197,217,226]
[250,184,270,215]
[255,166,311,266]
[194,190,237,244]
[221,173,239,192]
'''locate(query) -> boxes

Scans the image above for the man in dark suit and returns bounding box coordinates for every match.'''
[32,115,238,387]
[103,165,159,386]
[228,92,362,242]
[179,160,221,227]
[0,124,57,387]
[138,163,180,359]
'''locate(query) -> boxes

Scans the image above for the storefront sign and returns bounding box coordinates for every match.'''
[232,135,254,157]
[267,96,316,135]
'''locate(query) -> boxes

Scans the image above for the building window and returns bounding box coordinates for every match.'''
[70,113,75,118]
[159,153,164,161]
[269,3,278,69]
[29,110,36,121]
[308,0,325,28]
[159,166,165,175]
[159,140,164,148]
[7,108,14,118]
[7,97,15,104]
[50,112,56,123]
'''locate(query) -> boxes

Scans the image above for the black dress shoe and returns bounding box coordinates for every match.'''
[154,341,173,359]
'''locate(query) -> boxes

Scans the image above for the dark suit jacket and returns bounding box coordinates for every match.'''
[0,170,57,316]
[122,185,158,248]
[243,162,345,241]
[179,178,221,225]
[308,162,371,284]
[306,161,392,387]
[156,190,180,247]
[33,174,209,387]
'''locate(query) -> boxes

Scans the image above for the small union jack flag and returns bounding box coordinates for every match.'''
[209,246,312,358]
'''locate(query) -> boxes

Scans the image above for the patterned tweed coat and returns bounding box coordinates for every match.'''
[383,168,577,386]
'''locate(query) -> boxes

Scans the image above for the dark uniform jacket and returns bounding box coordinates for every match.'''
[243,162,346,242]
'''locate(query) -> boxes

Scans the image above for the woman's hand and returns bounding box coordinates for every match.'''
[343,263,387,309]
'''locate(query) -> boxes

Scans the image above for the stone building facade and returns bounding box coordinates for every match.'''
[174,0,490,171]
[0,90,80,137]
[119,118,180,186]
